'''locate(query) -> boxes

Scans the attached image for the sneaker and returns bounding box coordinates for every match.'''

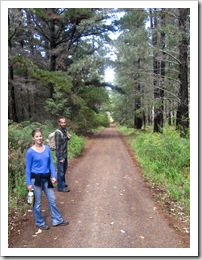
[36,224,49,230]
[58,188,70,192]
[58,188,67,192]
[53,220,69,227]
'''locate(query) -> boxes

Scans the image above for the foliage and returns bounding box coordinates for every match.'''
[78,86,110,113]
[73,107,109,134]
[116,125,190,214]
[34,70,72,92]
[8,8,190,138]
[8,8,115,125]
[11,55,72,91]
[67,132,86,161]
[45,90,71,119]
[10,55,36,77]
[113,8,190,136]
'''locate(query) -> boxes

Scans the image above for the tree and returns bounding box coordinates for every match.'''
[176,8,190,137]
[150,8,165,133]
[8,8,190,135]
[8,8,116,125]
[113,9,149,128]
[8,9,23,122]
[112,8,190,136]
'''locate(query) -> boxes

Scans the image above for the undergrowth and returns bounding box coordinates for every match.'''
[116,125,190,215]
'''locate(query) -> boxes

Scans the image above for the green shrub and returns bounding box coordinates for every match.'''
[73,107,109,134]
[68,131,86,161]
[117,125,190,214]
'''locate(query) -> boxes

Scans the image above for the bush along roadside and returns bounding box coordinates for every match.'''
[8,120,86,234]
[116,125,190,228]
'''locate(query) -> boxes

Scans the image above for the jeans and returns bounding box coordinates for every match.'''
[31,179,63,226]
[57,157,68,191]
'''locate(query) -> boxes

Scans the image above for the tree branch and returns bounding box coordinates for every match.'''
[84,80,125,94]
[159,49,181,65]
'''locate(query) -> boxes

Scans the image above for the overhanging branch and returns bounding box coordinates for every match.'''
[84,80,125,94]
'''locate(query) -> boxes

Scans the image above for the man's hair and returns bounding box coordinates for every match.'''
[58,117,67,123]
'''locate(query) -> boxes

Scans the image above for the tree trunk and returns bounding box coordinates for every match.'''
[8,13,18,122]
[159,9,165,127]
[151,9,165,133]
[25,9,35,55]
[134,58,143,129]
[176,8,189,137]
[134,102,143,129]
[150,9,162,133]
[49,19,58,97]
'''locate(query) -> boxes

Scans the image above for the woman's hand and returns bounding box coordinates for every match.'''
[27,185,33,191]
[51,178,57,184]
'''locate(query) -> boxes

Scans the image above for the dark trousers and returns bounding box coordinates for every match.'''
[57,157,68,191]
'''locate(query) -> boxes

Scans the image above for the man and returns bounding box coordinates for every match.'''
[55,117,71,192]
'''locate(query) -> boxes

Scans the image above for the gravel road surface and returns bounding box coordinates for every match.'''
[8,126,189,253]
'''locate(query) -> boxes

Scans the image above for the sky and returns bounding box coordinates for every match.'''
[105,67,115,83]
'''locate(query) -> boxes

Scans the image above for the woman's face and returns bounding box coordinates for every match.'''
[32,131,43,145]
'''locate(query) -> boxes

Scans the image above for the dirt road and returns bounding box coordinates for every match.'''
[9,126,189,250]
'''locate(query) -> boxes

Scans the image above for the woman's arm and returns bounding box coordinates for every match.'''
[25,149,33,188]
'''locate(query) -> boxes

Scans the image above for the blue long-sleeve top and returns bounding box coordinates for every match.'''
[26,145,56,186]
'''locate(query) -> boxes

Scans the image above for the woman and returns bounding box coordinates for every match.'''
[26,128,69,230]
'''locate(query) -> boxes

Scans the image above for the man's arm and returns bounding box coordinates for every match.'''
[55,131,63,160]
[67,132,71,139]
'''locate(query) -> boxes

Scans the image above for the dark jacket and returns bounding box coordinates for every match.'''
[55,127,70,160]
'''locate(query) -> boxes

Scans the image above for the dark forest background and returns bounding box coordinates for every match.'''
[8,8,190,136]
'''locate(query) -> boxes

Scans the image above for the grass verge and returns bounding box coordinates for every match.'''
[116,125,190,217]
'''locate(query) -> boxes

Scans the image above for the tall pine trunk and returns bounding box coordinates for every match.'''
[159,9,165,128]
[8,13,18,122]
[134,58,143,129]
[49,19,58,97]
[150,9,163,133]
[176,8,189,137]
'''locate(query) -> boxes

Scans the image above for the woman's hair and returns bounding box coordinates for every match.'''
[31,128,42,138]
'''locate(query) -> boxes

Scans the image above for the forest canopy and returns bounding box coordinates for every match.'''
[7,7,192,136]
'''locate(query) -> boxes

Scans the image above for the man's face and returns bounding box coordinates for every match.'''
[59,118,67,128]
